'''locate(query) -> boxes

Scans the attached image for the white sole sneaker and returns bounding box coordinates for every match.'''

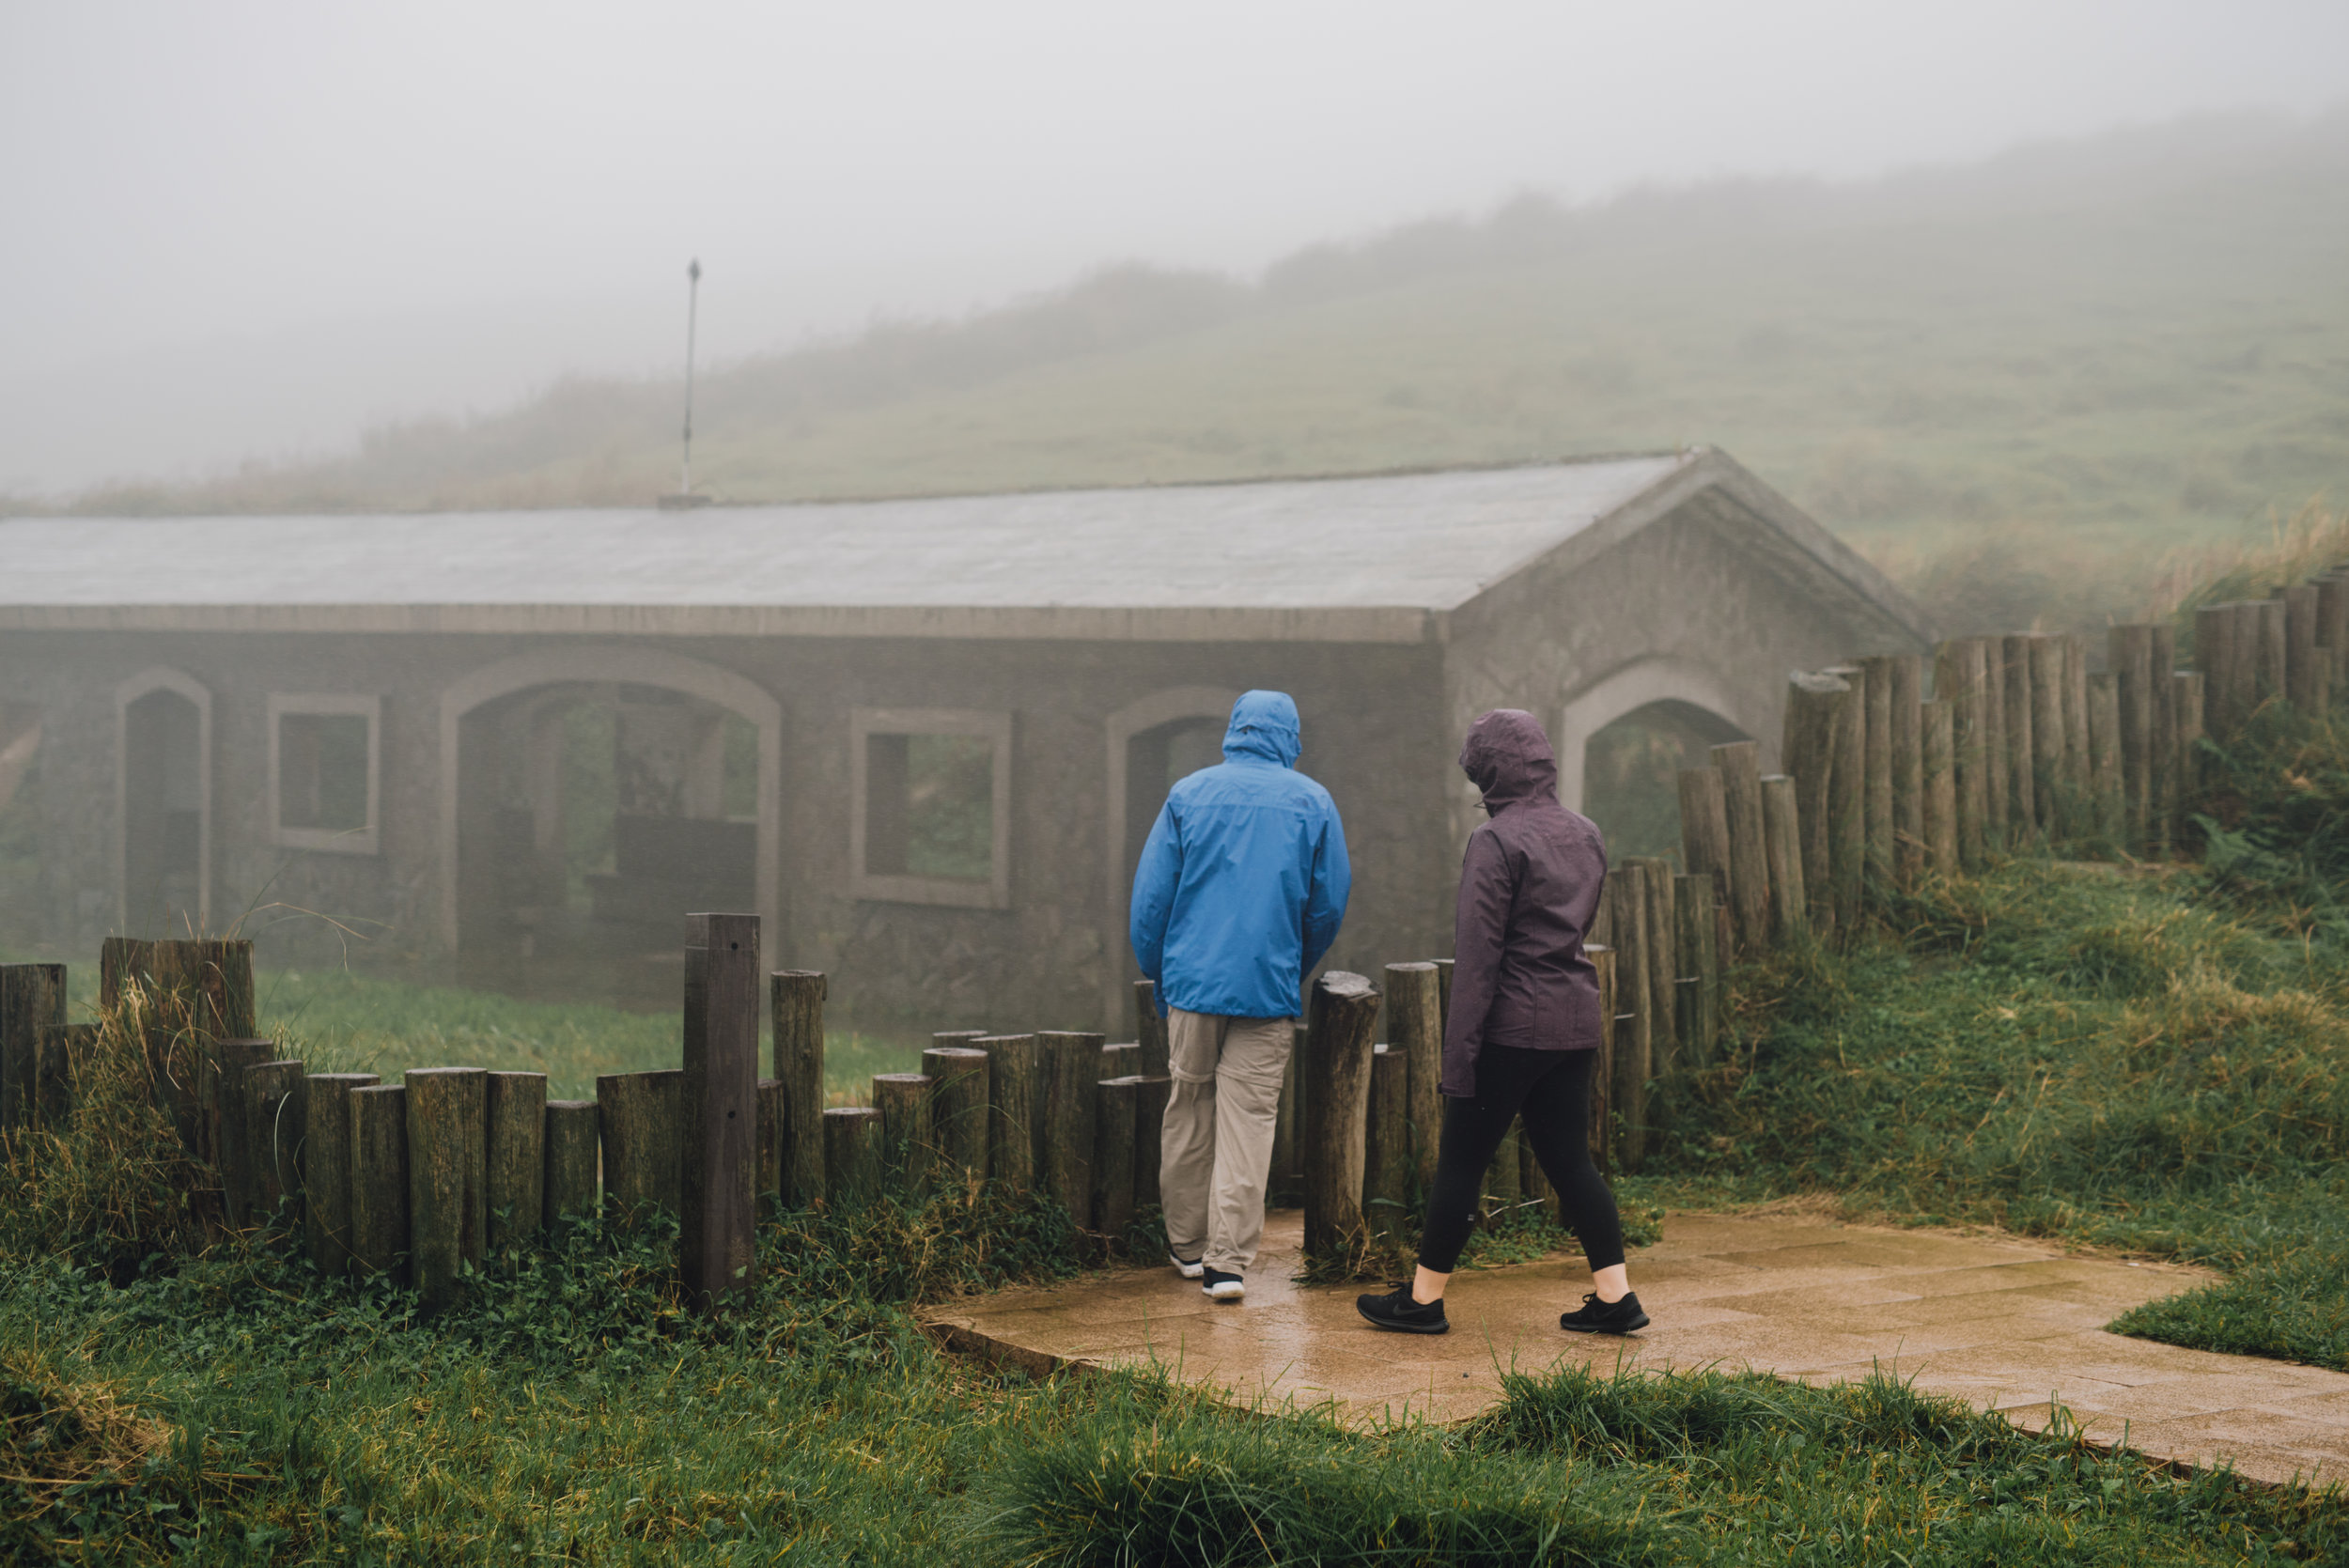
[1203,1274,1245,1301]
[1169,1252,1204,1280]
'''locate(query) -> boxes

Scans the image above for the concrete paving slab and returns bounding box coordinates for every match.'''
[925,1209,2349,1491]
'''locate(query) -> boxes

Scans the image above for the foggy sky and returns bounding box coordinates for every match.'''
[4,0,2346,494]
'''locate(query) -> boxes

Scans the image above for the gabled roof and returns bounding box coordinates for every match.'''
[0,450,1930,644]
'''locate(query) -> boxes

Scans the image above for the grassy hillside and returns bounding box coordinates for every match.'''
[53,113,2349,630]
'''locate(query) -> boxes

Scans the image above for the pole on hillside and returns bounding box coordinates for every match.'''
[659,258,711,510]
[681,258,700,495]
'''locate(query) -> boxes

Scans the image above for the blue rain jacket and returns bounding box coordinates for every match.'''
[1129,691,1352,1020]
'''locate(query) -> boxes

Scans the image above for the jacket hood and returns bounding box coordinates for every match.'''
[1223,690,1301,767]
[1459,708,1559,814]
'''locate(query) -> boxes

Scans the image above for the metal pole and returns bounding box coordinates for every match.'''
[680,258,701,497]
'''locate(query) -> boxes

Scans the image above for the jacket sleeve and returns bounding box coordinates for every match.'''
[1442,828,1514,1096]
[1300,798,1351,975]
[1128,800,1182,986]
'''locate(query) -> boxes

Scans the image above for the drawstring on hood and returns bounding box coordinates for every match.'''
[1458,708,1559,815]
[1223,690,1302,768]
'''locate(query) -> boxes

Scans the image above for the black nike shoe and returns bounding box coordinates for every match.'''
[1202,1266,1245,1301]
[1559,1291,1649,1334]
[1356,1281,1449,1334]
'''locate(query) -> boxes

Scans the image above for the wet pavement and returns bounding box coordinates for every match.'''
[924,1208,2349,1489]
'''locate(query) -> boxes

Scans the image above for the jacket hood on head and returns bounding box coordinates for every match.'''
[1459,708,1559,814]
[1223,690,1302,767]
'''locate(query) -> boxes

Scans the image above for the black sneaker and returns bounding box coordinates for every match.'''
[1559,1291,1649,1334]
[1356,1282,1449,1334]
[1202,1266,1245,1301]
[1168,1250,1204,1280]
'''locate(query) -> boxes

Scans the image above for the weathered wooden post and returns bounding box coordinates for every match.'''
[1884,655,1923,884]
[974,1034,1040,1196]
[1759,775,1808,944]
[1037,1032,1103,1225]
[1980,633,2011,847]
[1675,766,1733,913]
[36,1022,94,1126]
[1300,970,1379,1260]
[1362,1043,1410,1236]
[1711,740,1770,956]
[1672,872,1720,1069]
[1624,857,1677,1074]
[1935,638,1989,870]
[484,1071,547,1255]
[754,1079,784,1203]
[2174,671,2206,807]
[2088,672,2124,845]
[1134,1074,1170,1213]
[2112,624,2155,853]
[2282,585,2320,710]
[2026,634,2065,839]
[1783,670,1847,937]
[597,1068,682,1226]
[822,1106,884,1210]
[153,939,256,1162]
[1588,946,1616,1171]
[770,970,826,1209]
[1998,635,2037,845]
[348,1084,410,1281]
[1134,981,1170,1079]
[405,1066,487,1311]
[873,1073,935,1194]
[1382,961,1443,1190]
[99,938,152,1015]
[1921,699,1957,874]
[0,963,66,1130]
[214,1039,274,1228]
[1822,664,1867,933]
[1856,653,1897,886]
[543,1099,599,1227]
[303,1073,379,1274]
[2151,624,2181,854]
[2317,575,2349,685]
[242,1058,305,1224]
[1093,1075,1139,1236]
[2256,598,2289,708]
[1603,868,1651,1170]
[681,912,758,1308]
[921,1046,990,1185]
[2195,604,2241,741]
[2061,635,2092,840]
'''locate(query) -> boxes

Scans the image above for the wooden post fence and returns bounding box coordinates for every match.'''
[1300,970,1379,1259]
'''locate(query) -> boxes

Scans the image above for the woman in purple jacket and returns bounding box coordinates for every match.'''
[1357,707,1645,1336]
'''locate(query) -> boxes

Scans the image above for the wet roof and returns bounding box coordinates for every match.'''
[5,457,1687,611]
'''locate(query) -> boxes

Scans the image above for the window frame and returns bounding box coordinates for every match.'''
[848,706,1012,909]
[267,692,382,855]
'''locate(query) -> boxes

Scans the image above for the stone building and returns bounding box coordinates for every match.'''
[0,450,1930,1032]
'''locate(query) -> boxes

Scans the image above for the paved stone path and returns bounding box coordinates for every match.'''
[926,1209,2349,1489]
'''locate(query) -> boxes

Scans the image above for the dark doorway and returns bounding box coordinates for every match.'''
[1582,700,1748,862]
[456,681,758,1004]
[124,688,204,934]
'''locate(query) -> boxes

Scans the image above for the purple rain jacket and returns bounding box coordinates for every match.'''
[1440,708,1609,1096]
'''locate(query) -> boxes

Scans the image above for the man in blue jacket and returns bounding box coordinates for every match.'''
[1130,690,1350,1301]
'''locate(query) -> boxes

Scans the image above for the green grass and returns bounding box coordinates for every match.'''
[1625,843,2349,1372]
[8,1220,2341,1565]
[10,956,928,1107]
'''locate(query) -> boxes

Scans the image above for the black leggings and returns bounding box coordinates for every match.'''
[1416,1045,1625,1275]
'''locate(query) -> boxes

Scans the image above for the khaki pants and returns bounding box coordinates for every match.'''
[1159,1008,1292,1274]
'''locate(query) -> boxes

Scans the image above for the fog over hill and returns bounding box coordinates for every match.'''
[24,110,2349,632]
